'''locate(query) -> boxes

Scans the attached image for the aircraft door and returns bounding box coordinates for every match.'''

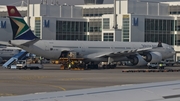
[81,43,86,52]
[59,51,69,58]
[77,43,86,58]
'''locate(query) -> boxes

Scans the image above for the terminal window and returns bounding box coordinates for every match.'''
[103,18,110,29]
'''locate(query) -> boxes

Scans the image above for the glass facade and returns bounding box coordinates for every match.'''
[103,18,110,29]
[169,5,180,15]
[34,17,41,38]
[169,5,180,47]
[88,35,101,41]
[145,19,175,45]
[84,0,104,4]
[177,56,180,61]
[122,15,130,42]
[175,18,180,45]
[89,19,102,32]
[56,20,88,40]
[88,19,102,41]
[103,33,114,41]
[83,8,113,17]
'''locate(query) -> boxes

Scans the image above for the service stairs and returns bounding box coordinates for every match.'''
[3,50,28,68]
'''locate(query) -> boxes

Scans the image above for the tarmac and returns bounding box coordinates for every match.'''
[0,64,180,97]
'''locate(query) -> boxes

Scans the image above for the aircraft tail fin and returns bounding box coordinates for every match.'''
[7,6,38,40]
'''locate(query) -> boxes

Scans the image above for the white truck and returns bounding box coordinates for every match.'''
[16,60,43,70]
[147,62,166,69]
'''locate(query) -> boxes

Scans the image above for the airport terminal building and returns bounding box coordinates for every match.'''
[0,0,180,60]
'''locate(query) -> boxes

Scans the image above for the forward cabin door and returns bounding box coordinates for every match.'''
[79,42,86,57]
[81,43,85,52]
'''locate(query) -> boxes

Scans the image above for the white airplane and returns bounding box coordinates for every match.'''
[0,46,21,63]
[0,6,175,67]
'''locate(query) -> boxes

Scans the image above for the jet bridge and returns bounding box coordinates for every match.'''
[3,50,28,68]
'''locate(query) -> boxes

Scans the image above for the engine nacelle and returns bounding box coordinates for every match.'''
[129,54,147,66]
[144,52,162,63]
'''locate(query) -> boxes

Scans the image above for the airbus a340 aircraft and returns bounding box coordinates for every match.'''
[0,6,175,67]
[0,46,21,63]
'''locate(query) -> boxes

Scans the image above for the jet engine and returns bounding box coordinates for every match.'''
[144,52,162,63]
[128,54,147,66]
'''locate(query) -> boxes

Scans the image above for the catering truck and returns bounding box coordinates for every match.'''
[16,60,43,70]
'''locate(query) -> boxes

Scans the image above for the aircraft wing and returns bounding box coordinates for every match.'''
[137,47,164,53]
[96,47,163,58]
[0,80,180,101]
[95,50,138,58]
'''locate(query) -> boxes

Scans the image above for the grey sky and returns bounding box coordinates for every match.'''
[0,0,112,5]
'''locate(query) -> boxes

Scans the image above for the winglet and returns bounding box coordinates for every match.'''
[7,6,21,17]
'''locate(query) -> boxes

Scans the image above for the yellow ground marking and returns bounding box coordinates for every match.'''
[0,93,16,96]
[42,84,66,91]
[0,76,66,91]
[59,78,84,81]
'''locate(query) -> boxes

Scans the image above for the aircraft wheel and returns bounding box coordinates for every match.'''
[148,66,151,69]
[158,67,164,69]
[102,65,106,69]
[94,64,98,69]
[24,66,27,70]
[36,67,39,70]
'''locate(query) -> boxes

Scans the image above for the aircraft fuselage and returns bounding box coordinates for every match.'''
[14,40,175,62]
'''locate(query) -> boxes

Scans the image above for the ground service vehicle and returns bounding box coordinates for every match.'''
[165,59,175,66]
[147,62,166,69]
[16,60,43,70]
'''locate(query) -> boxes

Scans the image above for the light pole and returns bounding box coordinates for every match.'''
[27,0,30,26]
[113,0,117,29]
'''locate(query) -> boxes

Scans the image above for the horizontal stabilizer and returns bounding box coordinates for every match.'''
[9,39,39,47]
[0,41,11,46]
[21,38,39,47]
